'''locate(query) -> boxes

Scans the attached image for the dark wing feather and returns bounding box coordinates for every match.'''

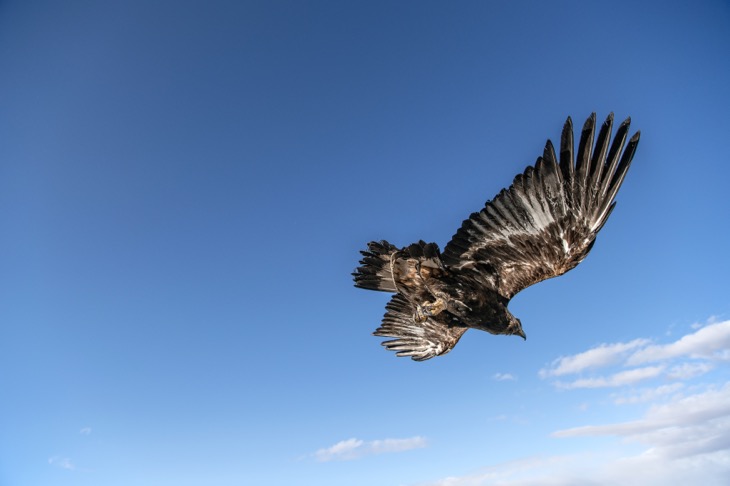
[374,294,467,361]
[442,113,640,299]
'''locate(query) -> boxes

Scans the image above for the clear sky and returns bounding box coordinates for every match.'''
[1,1,729,485]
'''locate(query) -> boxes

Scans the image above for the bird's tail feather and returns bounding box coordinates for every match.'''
[353,240,400,292]
[353,240,444,293]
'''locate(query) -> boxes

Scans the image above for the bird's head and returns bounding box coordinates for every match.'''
[506,313,526,340]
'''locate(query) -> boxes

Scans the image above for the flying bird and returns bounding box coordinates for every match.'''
[353,113,640,361]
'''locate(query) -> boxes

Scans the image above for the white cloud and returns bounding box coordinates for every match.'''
[315,438,362,461]
[553,382,730,459]
[79,427,92,435]
[666,362,714,380]
[48,456,75,471]
[419,318,730,486]
[493,372,516,381]
[539,339,649,377]
[418,450,730,486]
[626,321,730,365]
[539,320,730,390]
[314,436,427,462]
[417,455,584,486]
[420,383,730,486]
[554,365,664,389]
[612,383,684,405]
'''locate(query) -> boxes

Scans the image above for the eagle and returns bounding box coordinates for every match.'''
[353,113,640,361]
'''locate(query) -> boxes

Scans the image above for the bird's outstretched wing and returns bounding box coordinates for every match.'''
[374,294,468,361]
[442,113,640,299]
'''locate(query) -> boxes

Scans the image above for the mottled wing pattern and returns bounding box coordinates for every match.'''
[353,240,445,294]
[388,241,447,295]
[374,294,468,361]
[442,113,640,299]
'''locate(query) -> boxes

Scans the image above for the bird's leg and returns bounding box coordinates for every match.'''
[413,291,471,322]
[432,289,471,315]
[413,262,471,322]
[414,297,447,322]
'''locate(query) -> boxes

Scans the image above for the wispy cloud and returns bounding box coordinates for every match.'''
[420,382,730,485]
[493,372,516,381]
[666,362,714,380]
[313,436,427,462]
[79,427,92,435]
[626,321,730,365]
[538,338,649,378]
[419,319,730,485]
[539,320,730,389]
[612,383,684,405]
[419,448,730,486]
[553,382,730,459]
[416,455,584,486]
[554,365,665,389]
[48,456,76,471]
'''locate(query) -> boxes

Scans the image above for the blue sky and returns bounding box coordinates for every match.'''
[1,1,729,485]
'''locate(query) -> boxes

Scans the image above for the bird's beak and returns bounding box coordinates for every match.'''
[515,329,527,340]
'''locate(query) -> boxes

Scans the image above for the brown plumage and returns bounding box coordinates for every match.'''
[353,113,640,361]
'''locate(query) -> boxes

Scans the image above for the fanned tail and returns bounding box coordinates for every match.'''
[353,240,444,293]
[352,240,399,292]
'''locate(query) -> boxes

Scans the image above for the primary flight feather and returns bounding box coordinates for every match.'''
[353,113,640,361]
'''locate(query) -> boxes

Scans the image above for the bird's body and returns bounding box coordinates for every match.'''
[353,113,640,361]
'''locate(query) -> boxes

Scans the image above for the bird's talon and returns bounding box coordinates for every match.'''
[414,305,429,322]
[414,298,447,322]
